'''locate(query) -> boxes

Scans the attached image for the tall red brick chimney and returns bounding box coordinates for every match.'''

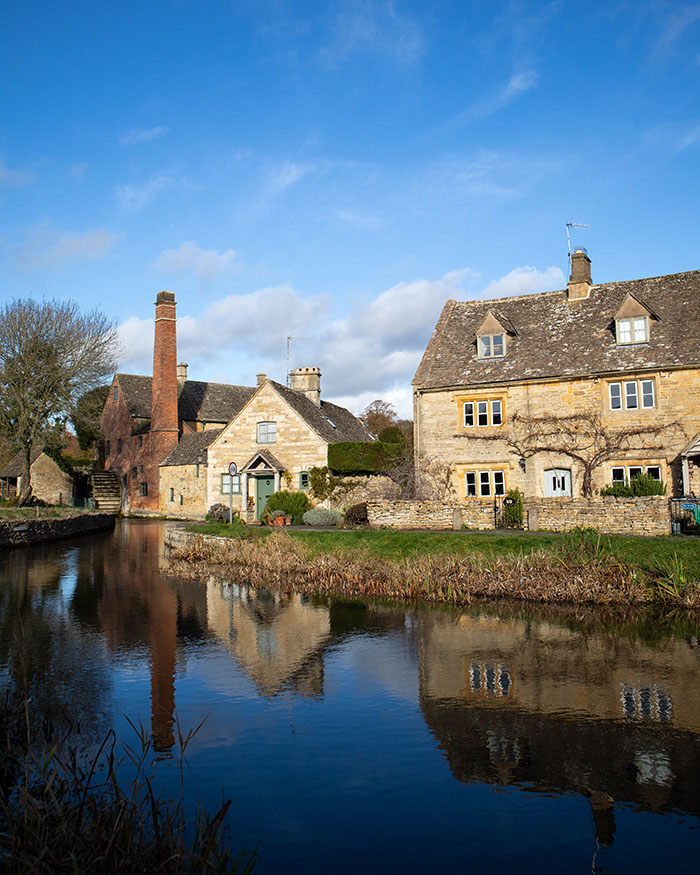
[151,291,179,440]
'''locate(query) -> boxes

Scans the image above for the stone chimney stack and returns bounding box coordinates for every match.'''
[568,248,592,301]
[256,373,267,387]
[151,291,179,439]
[290,366,321,406]
[177,362,188,383]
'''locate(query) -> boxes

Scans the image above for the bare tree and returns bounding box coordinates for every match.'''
[0,299,121,504]
[485,411,683,497]
[360,399,398,438]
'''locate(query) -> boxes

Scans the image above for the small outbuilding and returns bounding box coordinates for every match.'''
[0,447,73,505]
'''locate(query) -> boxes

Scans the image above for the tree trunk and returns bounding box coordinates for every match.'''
[18,444,33,506]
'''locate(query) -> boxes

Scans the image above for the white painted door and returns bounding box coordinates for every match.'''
[544,468,572,497]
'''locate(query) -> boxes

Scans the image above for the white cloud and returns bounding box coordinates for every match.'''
[15,227,120,271]
[116,262,563,420]
[152,241,238,282]
[0,160,35,186]
[320,0,423,67]
[446,70,538,129]
[115,174,176,211]
[336,209,383,230]
[120,126,169,146]
[476,265,564,299]
[267,160,313,194]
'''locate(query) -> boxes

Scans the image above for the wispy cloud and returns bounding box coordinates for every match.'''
[15,226,120,271]
[120,126,169,146]
[446,70,538,129]
[115,174,176,211]
[651,3,700,57]
[152,241,239,282]
[0,159,35,187]
[319,0,423,68]
[267,159,313,194]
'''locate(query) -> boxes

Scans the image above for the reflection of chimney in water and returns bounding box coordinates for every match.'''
[589,790,616,848]
[149,568,177,753]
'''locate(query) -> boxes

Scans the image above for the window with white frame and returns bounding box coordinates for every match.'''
[478,333,505,359]
[463,399,503,428]
[257,421,277,443]
[465,470,506,497]
[221,473,241,494]
[609,379,655,410]
[611,465,661,485]
[616,316,648,344]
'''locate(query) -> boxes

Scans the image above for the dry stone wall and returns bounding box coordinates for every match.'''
[0,513,115,548]
[366,500,494,530]
[527,496,670,537]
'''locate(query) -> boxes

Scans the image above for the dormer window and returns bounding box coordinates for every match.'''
[478,333,505,358]
[616,316,648,345]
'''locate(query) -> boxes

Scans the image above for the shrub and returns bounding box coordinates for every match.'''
[207,503,238,523]
[262,490,311,525]
[502,488,524,528]
[344,502,368,526]
[303,507,343,527]
[600,473,667,497]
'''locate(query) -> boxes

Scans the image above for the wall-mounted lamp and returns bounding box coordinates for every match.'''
[519,457,527,473]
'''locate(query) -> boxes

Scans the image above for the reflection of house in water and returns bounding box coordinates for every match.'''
[417,610,700,844]
[206,582,331,697]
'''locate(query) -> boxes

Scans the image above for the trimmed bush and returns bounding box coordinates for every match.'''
[344,502,368,526]
[303,507,343,527]
[600,473,667,497]
[328,441,401,475]
[262,490,311,525]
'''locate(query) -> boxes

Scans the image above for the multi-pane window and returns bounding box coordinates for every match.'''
[257,421,277,443]
[221,473,241,494]
[609,380,655,410]
[299,472,310,490]
[611,465,661,484]
[464,399,503,427]
[140,482,148,497]
[478,333,505,358]
[465,470,506,497]
[616,317,648,344]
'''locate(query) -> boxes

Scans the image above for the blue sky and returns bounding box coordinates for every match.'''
[2,1,699,416]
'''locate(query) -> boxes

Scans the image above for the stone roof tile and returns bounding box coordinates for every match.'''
[116,375,254,424]
[159,429,222,467]
[413,269,700,390]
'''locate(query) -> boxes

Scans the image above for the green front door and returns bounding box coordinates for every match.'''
[255,475,275,520]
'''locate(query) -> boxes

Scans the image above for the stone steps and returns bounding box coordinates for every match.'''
[92,471,122,514]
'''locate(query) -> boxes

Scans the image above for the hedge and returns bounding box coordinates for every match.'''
[328,441,401,474]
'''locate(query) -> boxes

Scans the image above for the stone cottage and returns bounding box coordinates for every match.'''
[0,447,73,505]
[413,250,700,499]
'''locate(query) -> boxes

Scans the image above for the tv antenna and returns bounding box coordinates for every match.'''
[566,221,590,267]
[286,335,309,386]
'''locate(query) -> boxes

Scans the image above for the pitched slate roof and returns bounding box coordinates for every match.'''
[268,380,372,443]
[413,269,700,390]
[0,446,46,478]
[116,374,254,424]
[159,429,222,467]
[241,449,285,471]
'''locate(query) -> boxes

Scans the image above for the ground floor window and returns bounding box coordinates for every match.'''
[140,482,148,497]
[611,464,661,484]
[221,473,241,494]
[170,487,174,502]
[465,470,505,497]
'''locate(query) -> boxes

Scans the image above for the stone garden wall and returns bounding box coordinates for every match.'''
[0,513,116,548]
[366,499,494,530]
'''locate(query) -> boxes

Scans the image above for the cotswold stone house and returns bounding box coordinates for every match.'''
[413,250,700,500]
[204,369,371,522]
[103,291,370,517]
[0,447,73,505]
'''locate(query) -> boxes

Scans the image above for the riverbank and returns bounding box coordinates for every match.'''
[0,511,115,547]
[165,526,700,607]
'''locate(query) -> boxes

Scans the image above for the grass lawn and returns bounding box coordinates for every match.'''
[186,522,700,581]
[0,505,92,519]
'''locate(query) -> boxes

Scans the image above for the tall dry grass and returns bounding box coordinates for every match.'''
[167,530,699,607]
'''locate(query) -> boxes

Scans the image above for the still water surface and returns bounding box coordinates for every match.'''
[1,520,699,873]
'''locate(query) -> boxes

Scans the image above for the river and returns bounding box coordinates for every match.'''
[1,519,699,873]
